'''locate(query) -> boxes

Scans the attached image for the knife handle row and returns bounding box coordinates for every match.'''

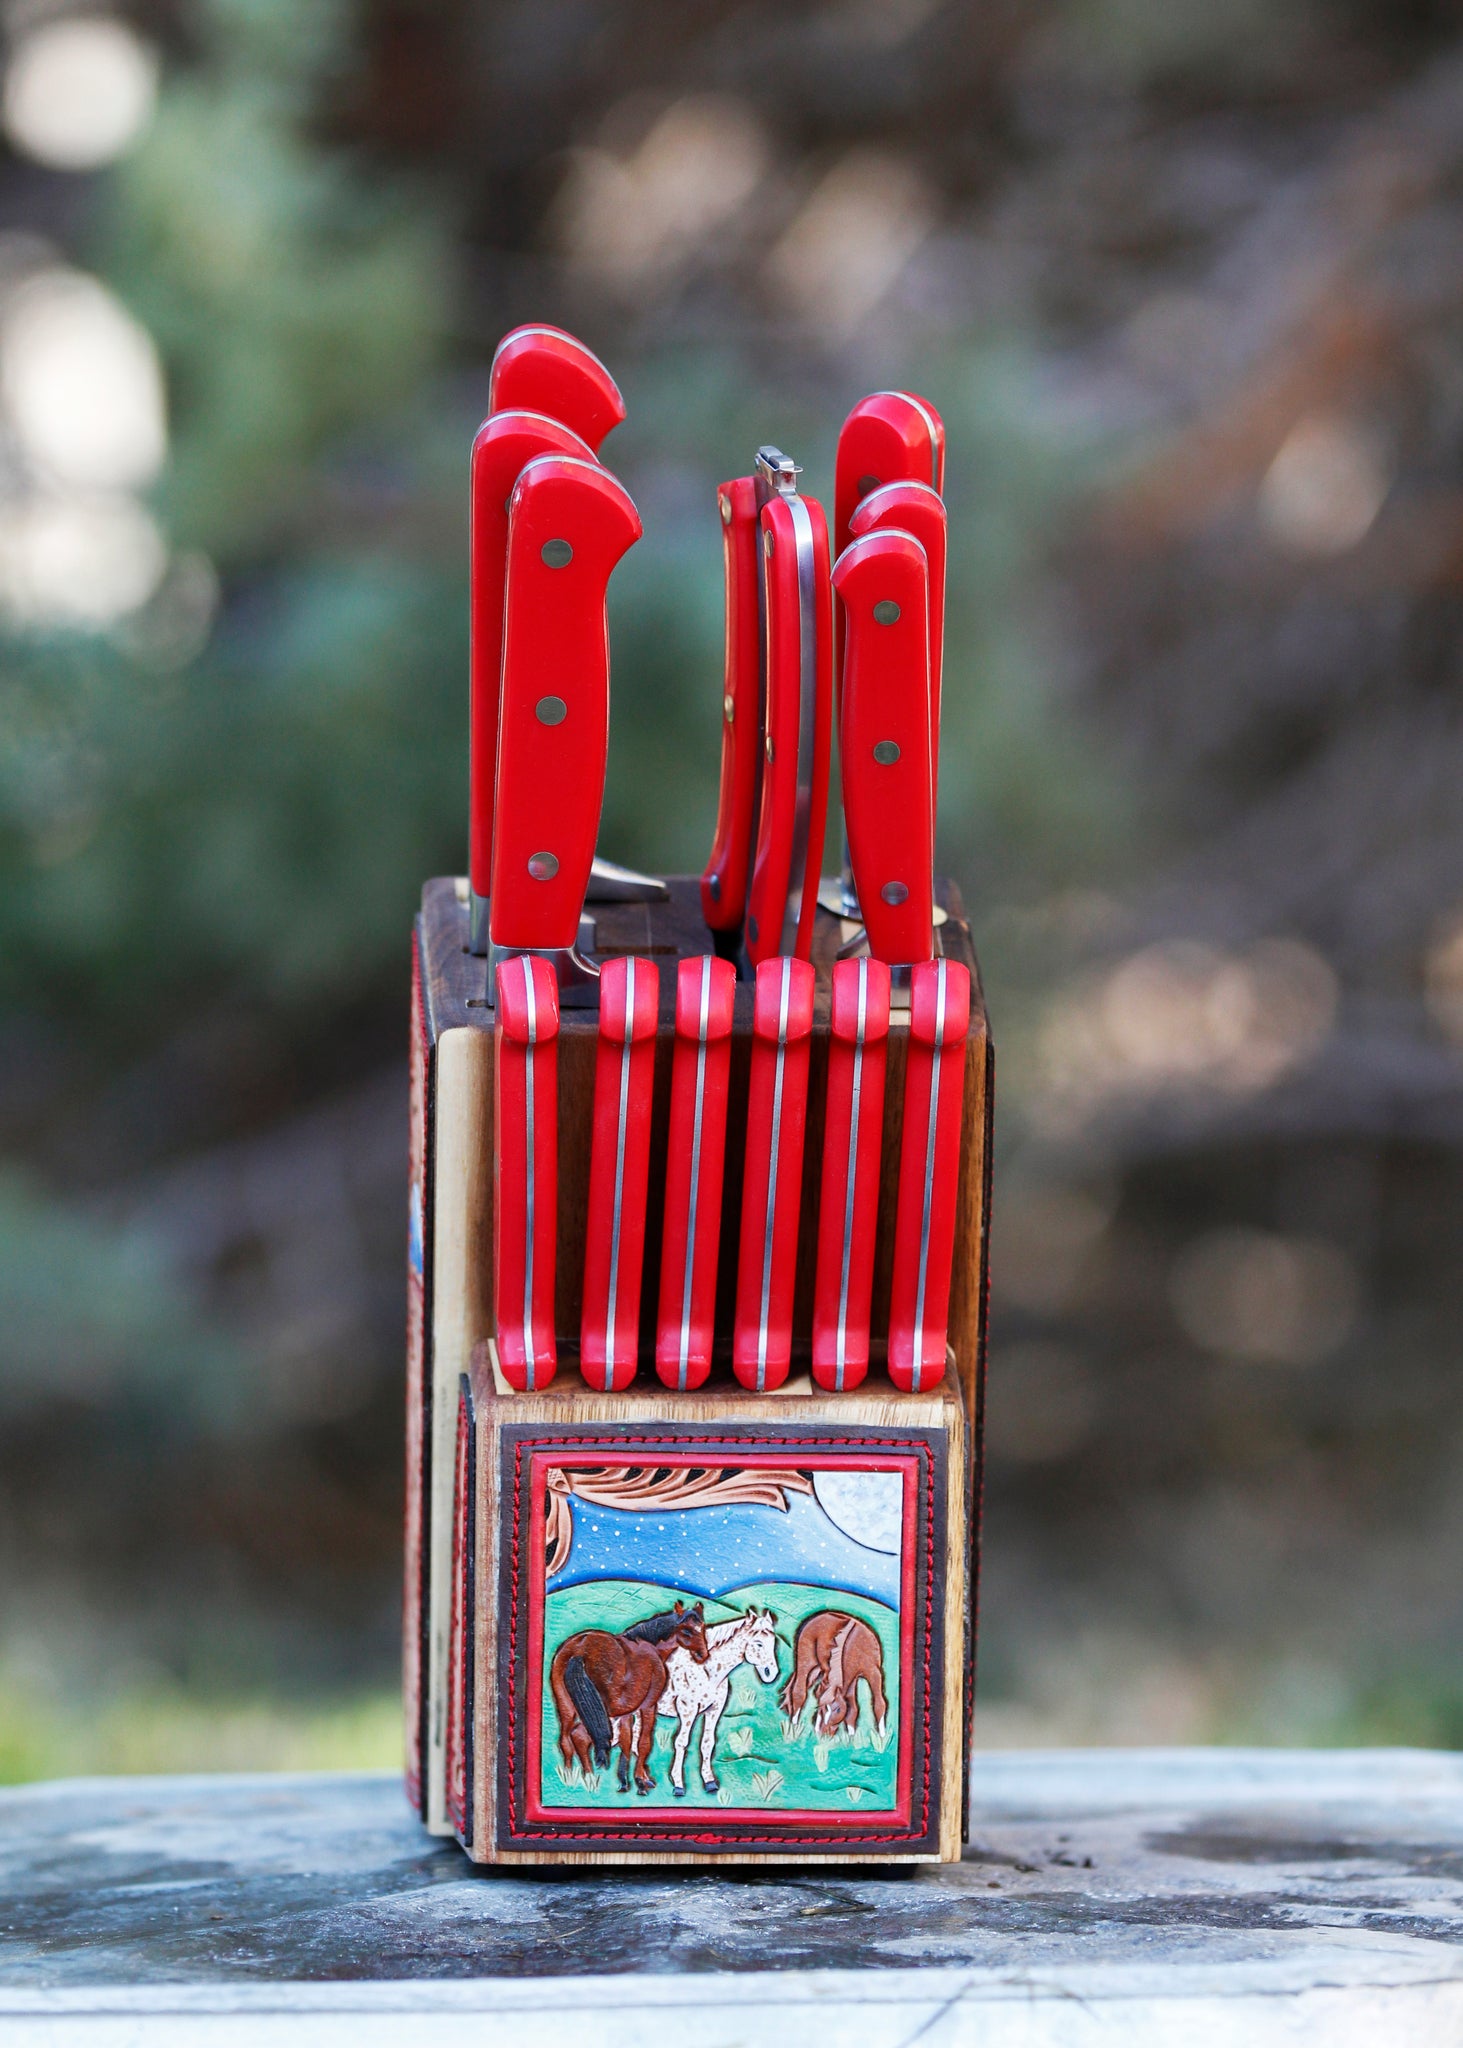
[491,950,969,1394]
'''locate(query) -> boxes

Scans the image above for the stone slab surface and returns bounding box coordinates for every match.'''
[1,1749,1462,2042]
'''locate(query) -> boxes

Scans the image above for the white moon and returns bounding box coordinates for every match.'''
[812,1470,903,1555]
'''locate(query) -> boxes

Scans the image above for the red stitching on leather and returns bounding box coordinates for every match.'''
[503,1430,939,1847]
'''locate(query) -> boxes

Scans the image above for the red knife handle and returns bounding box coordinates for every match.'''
[888,958,970,1392]
[811,958,892,1391]
[489,325,626,454]
[493,954,561,1391]
[743,493,832,967]
[701,477,762,931]
[469,411,596,907]
[834,390,946,561]
[848,479,947,823]
[490,455,642,951]
[580,955,660,1391]
[655,956,736,1390]
[732,956,815,1391]
[833,529,934,965]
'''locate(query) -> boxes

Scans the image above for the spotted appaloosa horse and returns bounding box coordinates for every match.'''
[551,1601,709,1795]
[657,1607,780,1796]
[782,1610,888,1739]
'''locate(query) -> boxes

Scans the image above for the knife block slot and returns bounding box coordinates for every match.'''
[405,875,991,1864]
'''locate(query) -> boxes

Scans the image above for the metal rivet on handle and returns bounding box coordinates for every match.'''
[536,696,567,725]
[541,538,573,568]
[528,852,559,880]
[873,599,901,625]
[708,874,721,902]
[723,693,735,724]
[873,739,900,764]
[881,880,908,906]
[858,473,880,496]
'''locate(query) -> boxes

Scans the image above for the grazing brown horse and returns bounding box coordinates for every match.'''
[551,1601,709,1794]
[781,1610,888,1739]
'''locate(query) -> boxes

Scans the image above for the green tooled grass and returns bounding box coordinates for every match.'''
[538,1579,899,1813]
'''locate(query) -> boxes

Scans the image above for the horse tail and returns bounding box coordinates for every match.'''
[565,1655,612,1768]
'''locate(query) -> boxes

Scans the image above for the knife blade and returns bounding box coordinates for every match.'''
[742,459,832,967]
[580,953,660,1391]
[831,527,935,967]
[655,954,736,1391]
[493,951,561,1391]
[732,953,815,1391]
[847,479,947,830]
[700,475,762,935]
[468,410,598,954]
[811,955,892,1392]
[489,452,642,1003]
[887,956,970,1392]
[489,324,626,455]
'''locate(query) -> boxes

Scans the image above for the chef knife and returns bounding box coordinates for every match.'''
[580,954,660,1391]
[489,324,626,456]
[655,954,737,1391]
[742,451,832,968]
[700,475,762,938]
[810,954,891,1392]
[468,409,597,954]
[847,479,947,829]
[491,452,639,1391]
[831,527,935,967]
[829,392,945,919]
[887,955,970,1393]
[493,951,560,1391]
[488,452,642,1000]
[732,953,815,1391]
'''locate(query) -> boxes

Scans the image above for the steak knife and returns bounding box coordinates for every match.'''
[732,953,815,1391]
[489,324,626,455]
[488,452,642,1000]
[848,479,947,829]
[700,476,762,936]
[580,954,660,1390]
[742,450,832,968]
[887,956,970,1392]
[655,954,737,1390]
[493,952,560,1391]
[811,954,892,1391]
[468,410,597,954]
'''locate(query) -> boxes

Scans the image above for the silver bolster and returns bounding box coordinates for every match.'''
[676,958,713,1390]
[834,959,869,1392]
[756,957,793,1389]
[911,960,947,1391]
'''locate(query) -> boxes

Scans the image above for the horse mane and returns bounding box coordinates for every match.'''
[624,1603,702,1644]
[827,1616,858,1695]
[706,1611,759,1645]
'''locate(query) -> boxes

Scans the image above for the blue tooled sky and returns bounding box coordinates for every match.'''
[547,1491,901,1606]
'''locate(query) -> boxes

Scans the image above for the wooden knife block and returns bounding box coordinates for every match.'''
[406,876,992,1864]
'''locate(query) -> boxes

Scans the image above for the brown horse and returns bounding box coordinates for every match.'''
[781,1610,888,1739]
[551,1601,710,1794]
